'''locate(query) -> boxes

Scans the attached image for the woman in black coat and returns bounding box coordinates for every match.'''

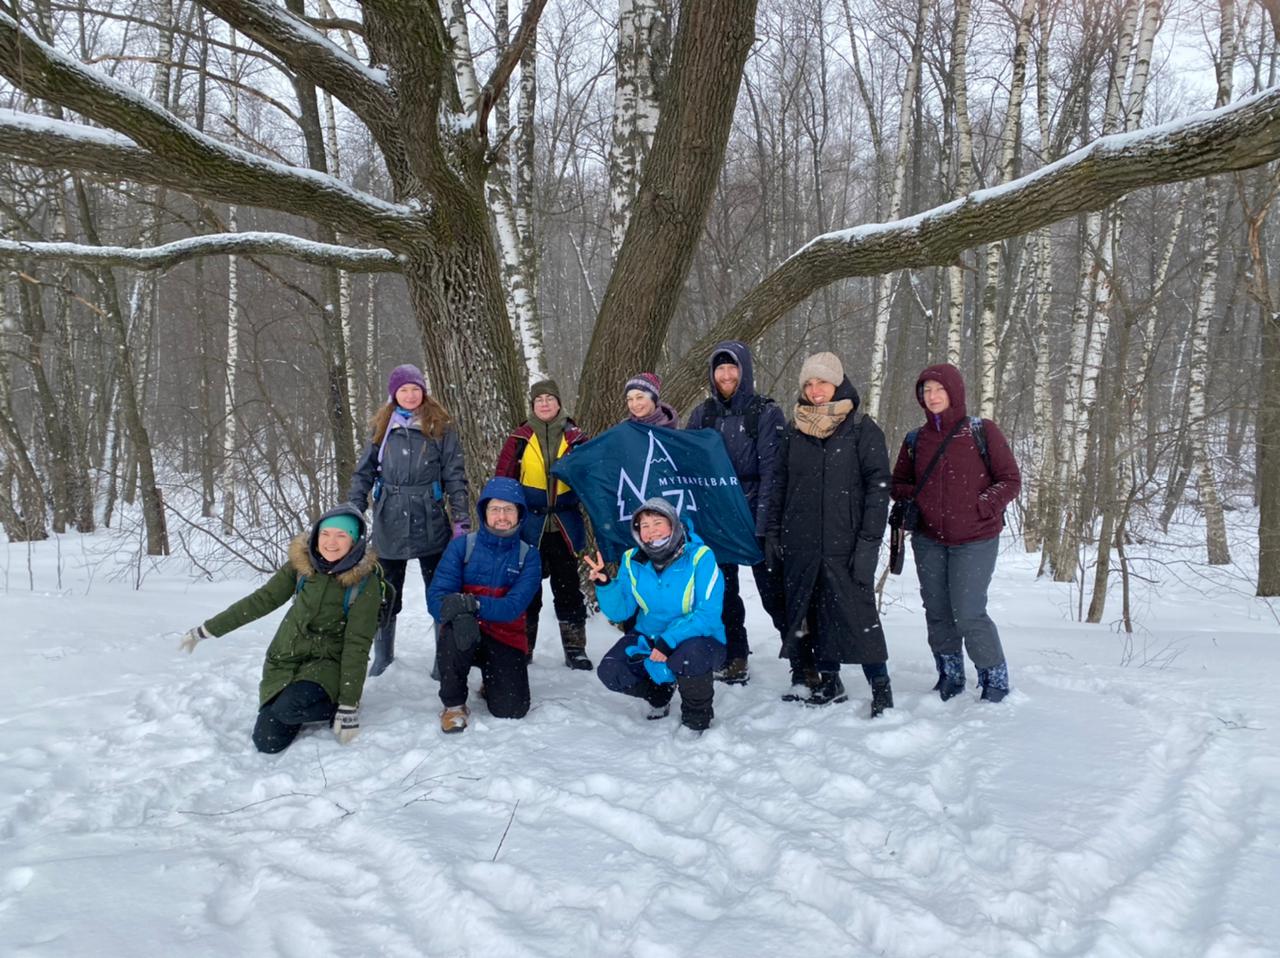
[764,352,893,716]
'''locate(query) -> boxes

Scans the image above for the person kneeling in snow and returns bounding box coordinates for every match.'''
[586,497,726,732]
[179,506,384,754]
[429,477,543,733]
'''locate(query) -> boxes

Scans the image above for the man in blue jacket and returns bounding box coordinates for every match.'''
[586,497,726,732]
[685,340,786,685]
[428,477,542,733]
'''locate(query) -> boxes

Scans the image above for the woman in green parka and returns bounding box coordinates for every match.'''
[179,504,384,753]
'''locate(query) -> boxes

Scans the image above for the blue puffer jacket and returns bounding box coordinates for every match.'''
[427,477,542,651]
[684,340,786,537]
[596,527,726,648]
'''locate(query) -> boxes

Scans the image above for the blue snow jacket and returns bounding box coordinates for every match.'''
[684,340,786,538]
[596,527,727,650]
[427,477,542,652]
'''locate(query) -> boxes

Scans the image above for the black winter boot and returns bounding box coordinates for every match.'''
[781,660,822,702]
[525,615,539,664]
[938,653,966,701]
[978,662,1010,702]
[870,676,894,717]
[369,616,397,677]
[931,653,945,691]
[804,671,848,707]
[559,620,593,671]
[677,672,715,731]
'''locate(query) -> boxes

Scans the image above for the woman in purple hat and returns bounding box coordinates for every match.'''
[623,371,679,428]
[349,364,469,675]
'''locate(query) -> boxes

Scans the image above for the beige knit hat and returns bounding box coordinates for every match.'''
[798,352,844,389]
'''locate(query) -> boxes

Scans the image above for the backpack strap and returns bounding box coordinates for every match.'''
[969,417,993,476]
[464,530,531,570]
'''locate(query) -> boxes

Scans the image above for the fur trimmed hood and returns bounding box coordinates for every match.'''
[288,504,378,585]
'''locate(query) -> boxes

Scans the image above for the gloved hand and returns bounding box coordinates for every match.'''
[439,592,480,623]
[643,657,676,685]
[852,536,881,586]
[178,624,212,654]
[451,520,470,540]
[332,704,360,745]
[764,534,783,574]
[448,611,482,653]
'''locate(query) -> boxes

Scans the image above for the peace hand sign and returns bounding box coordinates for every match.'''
[582,549,609,583]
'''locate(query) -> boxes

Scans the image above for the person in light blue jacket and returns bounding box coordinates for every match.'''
[586,497,726,732]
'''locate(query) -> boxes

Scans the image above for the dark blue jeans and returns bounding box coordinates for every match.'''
[911,533,1005,669]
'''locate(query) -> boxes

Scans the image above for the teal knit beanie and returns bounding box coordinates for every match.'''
[318,514,360,541]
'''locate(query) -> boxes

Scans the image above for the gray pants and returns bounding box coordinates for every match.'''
[912,534,1005,669]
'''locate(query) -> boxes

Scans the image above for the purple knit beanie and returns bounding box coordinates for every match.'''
[624,372,662,402]
[387,364,427,401]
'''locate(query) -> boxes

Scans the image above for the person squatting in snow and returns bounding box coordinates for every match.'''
[494,378,594,671]
[178,506,384,753]
[429,477,543,734]
[684,340,788,687]
[587,497,727,733]
[348,363,469,678]
[891,363,1021,702]
[764,352,895,718]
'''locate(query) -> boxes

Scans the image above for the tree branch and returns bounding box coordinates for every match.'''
[477,0,548,130]
[0,109,416,247]
[662,86,1280,412]
[0,233,401,272]
[192,0,410,187]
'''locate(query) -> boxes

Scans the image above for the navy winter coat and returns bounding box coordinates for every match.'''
[427,477,542,653]
[684,340,786,538]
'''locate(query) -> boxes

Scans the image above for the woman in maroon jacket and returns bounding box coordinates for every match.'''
[891,364,1020,701]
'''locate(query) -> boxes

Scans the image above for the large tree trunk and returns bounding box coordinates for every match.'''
[577,0,757,434]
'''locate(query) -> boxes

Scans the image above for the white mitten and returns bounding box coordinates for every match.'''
[332,705,360,745]
[178,624,212,654]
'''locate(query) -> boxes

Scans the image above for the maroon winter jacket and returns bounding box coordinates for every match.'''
[890,364,1021,545]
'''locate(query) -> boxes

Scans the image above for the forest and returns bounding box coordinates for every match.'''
[2,0,1279,614]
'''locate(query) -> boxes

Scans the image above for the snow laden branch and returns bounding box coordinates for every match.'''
[661,86,1280,412]
[0,16,418,247]
[0,233,401,273]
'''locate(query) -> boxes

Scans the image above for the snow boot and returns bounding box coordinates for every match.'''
[804,671,848,707]
[870,676,894,718]
[938,653,966,701]
[781,659,822,702]
[560,620,593,671]
[714,656,750,685]
[931,653,945,691]
[369,616,397,677]
[978,662,1010,703]
[440,704,469,734]
[677,672,715,731]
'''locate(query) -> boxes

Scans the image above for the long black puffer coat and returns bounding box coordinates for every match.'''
[766,377,890,665]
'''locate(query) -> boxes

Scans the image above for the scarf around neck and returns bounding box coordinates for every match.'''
[793,398,855,439]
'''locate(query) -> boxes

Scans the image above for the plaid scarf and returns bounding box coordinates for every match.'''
[793,398,854,439]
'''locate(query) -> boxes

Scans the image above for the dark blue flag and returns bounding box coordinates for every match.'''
[552,422,763,565]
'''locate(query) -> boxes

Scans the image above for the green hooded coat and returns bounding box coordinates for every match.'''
[203,507,382,708]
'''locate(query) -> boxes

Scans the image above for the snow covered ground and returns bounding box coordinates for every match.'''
[2,516,1278,957]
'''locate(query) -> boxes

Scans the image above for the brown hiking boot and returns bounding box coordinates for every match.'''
[559,620,593,671]
[714,656,750,685]
[440,704,469,734]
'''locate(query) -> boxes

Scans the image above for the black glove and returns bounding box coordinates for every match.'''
[764,534,783,574]
[439,592,480,623]
[852,536,881,586]
[447,611,482,653]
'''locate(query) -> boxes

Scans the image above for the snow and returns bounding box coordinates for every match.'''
[3,516,1279,956]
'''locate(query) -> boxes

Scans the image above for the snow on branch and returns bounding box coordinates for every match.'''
[0,16,416,247]
[0,233,401,273]
[661,85,1280,411]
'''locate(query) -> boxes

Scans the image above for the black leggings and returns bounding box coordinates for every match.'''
[380,553,441,623]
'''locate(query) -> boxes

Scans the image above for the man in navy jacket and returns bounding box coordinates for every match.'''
[685,340,787,685]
